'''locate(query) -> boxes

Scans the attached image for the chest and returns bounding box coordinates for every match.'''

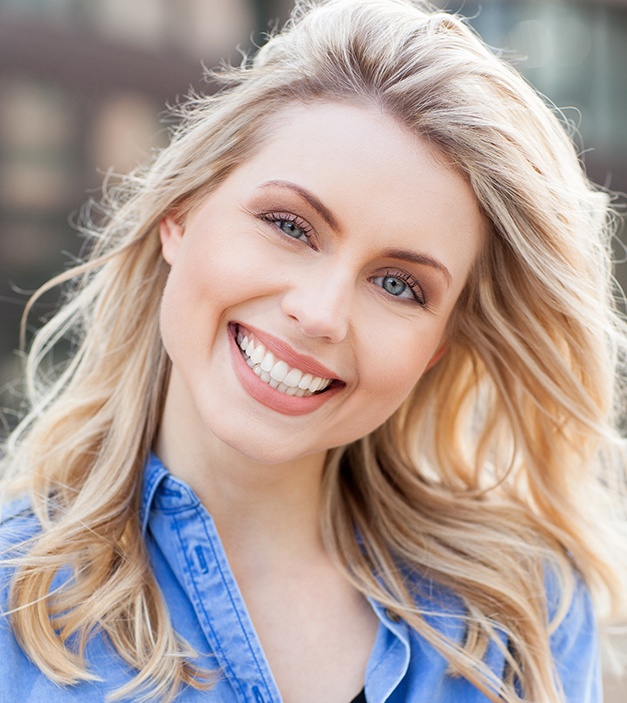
[234,569,379,703]
[143,502,503,703]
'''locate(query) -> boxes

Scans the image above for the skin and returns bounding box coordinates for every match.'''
[155,101,485,703]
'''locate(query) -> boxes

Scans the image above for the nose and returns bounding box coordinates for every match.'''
[280,267,353,343]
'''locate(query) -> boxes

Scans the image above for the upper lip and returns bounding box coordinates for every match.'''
[231,322,343,382]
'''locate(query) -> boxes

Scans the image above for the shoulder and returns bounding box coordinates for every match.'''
[401,565,601,703]
[0,497,142,700]
[546,568,602,703]
[0,494,41,557]
[0,496,49,694]
[0,494,42,610]
[0,494,39,526]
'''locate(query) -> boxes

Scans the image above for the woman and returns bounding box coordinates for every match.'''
[1,0,625,701]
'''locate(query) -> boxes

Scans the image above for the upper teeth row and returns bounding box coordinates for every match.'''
[236,329,332,396]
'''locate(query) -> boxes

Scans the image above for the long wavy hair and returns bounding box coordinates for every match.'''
[2,1,626,701]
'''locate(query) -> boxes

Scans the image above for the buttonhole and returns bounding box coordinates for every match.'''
[194,545,209,574]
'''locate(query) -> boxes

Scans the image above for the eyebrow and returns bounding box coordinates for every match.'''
[258,180,452,288]
[383,249,452,288]
[258,180,340,231]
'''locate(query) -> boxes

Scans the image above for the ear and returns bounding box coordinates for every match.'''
[425,342,447,372]
[159,215,185,265]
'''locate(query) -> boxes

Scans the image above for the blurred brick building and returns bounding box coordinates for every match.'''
[0,0,292,422]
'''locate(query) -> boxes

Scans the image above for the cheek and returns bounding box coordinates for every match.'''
[326,340,432,449]
[358,325,444,408]
[159,228,273,360]
[369,354,427,408]
[159,251,221,361]
[162,230,238,308]
[159,269,191,363]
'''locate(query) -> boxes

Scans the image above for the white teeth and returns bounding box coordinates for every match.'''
[284,368,303,388]
[309,377,322,392]
[236,328,335,398]
[298,373,313,390]
[250,344,265,365]
[270,360,288,382]
[260,352,275,372]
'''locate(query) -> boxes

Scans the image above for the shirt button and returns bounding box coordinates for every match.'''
[384,608,401,622]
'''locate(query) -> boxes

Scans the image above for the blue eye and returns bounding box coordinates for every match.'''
[259,212,314,246]
[381,276,407,297]
[278,219,306,241]
[371,271,426,306]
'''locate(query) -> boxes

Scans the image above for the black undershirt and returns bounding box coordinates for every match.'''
[349,689,366,703]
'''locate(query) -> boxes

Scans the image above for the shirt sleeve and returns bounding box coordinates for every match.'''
[549,574,602,703]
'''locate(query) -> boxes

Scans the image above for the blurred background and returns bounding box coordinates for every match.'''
[0,0,625,697]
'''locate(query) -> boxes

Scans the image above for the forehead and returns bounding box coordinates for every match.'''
[255,102,485,250]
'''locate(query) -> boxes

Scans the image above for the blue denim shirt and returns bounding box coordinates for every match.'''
[0,453,601,702]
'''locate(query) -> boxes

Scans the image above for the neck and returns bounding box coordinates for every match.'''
[154,412,329,571]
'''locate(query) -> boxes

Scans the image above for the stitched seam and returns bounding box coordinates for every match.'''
[366,636,405,681]
[173,513,249,702]
[140,462,168,534]
[198,508,276,701]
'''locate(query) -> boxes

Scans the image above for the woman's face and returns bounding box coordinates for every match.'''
[158,102,484,466]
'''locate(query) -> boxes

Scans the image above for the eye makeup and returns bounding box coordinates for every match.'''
[257,211,315,246]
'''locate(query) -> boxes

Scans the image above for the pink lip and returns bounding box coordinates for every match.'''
[232,322,341,381]
[228,322,344,417]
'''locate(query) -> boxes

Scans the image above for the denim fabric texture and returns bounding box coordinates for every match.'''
[0,452,601,702]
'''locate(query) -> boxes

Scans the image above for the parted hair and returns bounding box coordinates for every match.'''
[2,1,627,701]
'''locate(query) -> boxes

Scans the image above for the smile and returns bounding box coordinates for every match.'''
[236,328,332,397]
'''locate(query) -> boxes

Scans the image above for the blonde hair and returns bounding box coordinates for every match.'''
[2,0,627,701]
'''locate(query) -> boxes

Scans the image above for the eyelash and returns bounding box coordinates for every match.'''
[374,268,427,307]
[258,211,315,245]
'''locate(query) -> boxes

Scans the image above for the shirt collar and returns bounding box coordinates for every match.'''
[139,451,170,535]
[139,452,468,651]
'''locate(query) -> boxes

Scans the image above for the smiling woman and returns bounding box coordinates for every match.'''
[1,1,626,703]
[156,102,482,464]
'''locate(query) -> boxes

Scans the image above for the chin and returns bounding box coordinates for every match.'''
[213,425,325,467]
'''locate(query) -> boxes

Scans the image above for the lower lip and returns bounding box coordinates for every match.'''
[228,328,341,416]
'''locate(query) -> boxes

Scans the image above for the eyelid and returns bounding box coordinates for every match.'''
[376,268,427,306]
[258,211,316,247]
